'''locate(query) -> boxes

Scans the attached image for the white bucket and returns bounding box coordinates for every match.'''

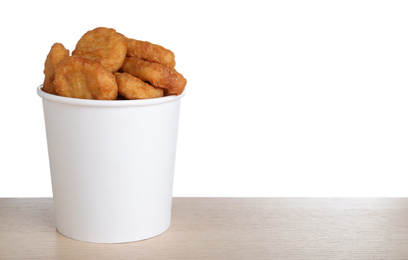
[37,86,184,243]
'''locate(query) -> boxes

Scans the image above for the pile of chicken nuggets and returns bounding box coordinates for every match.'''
[42,27,186,100]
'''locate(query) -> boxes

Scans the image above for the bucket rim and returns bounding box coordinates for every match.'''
[37,85,185,107]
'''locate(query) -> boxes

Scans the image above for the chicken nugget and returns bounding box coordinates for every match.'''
[72,27,127,72]
[53,56,118,100]
[42,43,69,95]
[115,72,164,99]
[127,38,175,68]
[121,57,186,95]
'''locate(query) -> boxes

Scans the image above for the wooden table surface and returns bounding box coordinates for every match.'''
[1,198,408,259]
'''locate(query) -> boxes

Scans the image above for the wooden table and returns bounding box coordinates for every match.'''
[1,198,408,259]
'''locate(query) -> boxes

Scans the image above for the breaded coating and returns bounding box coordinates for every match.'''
[53,56,118,100]
[127,38,175,68]
[115,72,164,99]
[72,27,127,72]
[121,57,186,95]
[42,43,69,95]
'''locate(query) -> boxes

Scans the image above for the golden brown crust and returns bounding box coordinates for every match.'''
[115,72,164,99]
[72,27,127,72]
[121,57,186,95]
[42,27,186,100]
[127,38,175,68]
[53,56,118,100]
[42,43,69,95]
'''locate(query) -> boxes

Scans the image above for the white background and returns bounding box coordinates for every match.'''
[1,0,407,197]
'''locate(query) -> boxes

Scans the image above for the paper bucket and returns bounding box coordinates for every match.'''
[37,86,184,243]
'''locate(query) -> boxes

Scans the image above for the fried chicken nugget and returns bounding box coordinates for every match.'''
[42,43,69,95]
[115,72,164,99]
[53,56,118,100]
[72,27,127,72]
[121,57,186,95]
[127,38,176,68]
